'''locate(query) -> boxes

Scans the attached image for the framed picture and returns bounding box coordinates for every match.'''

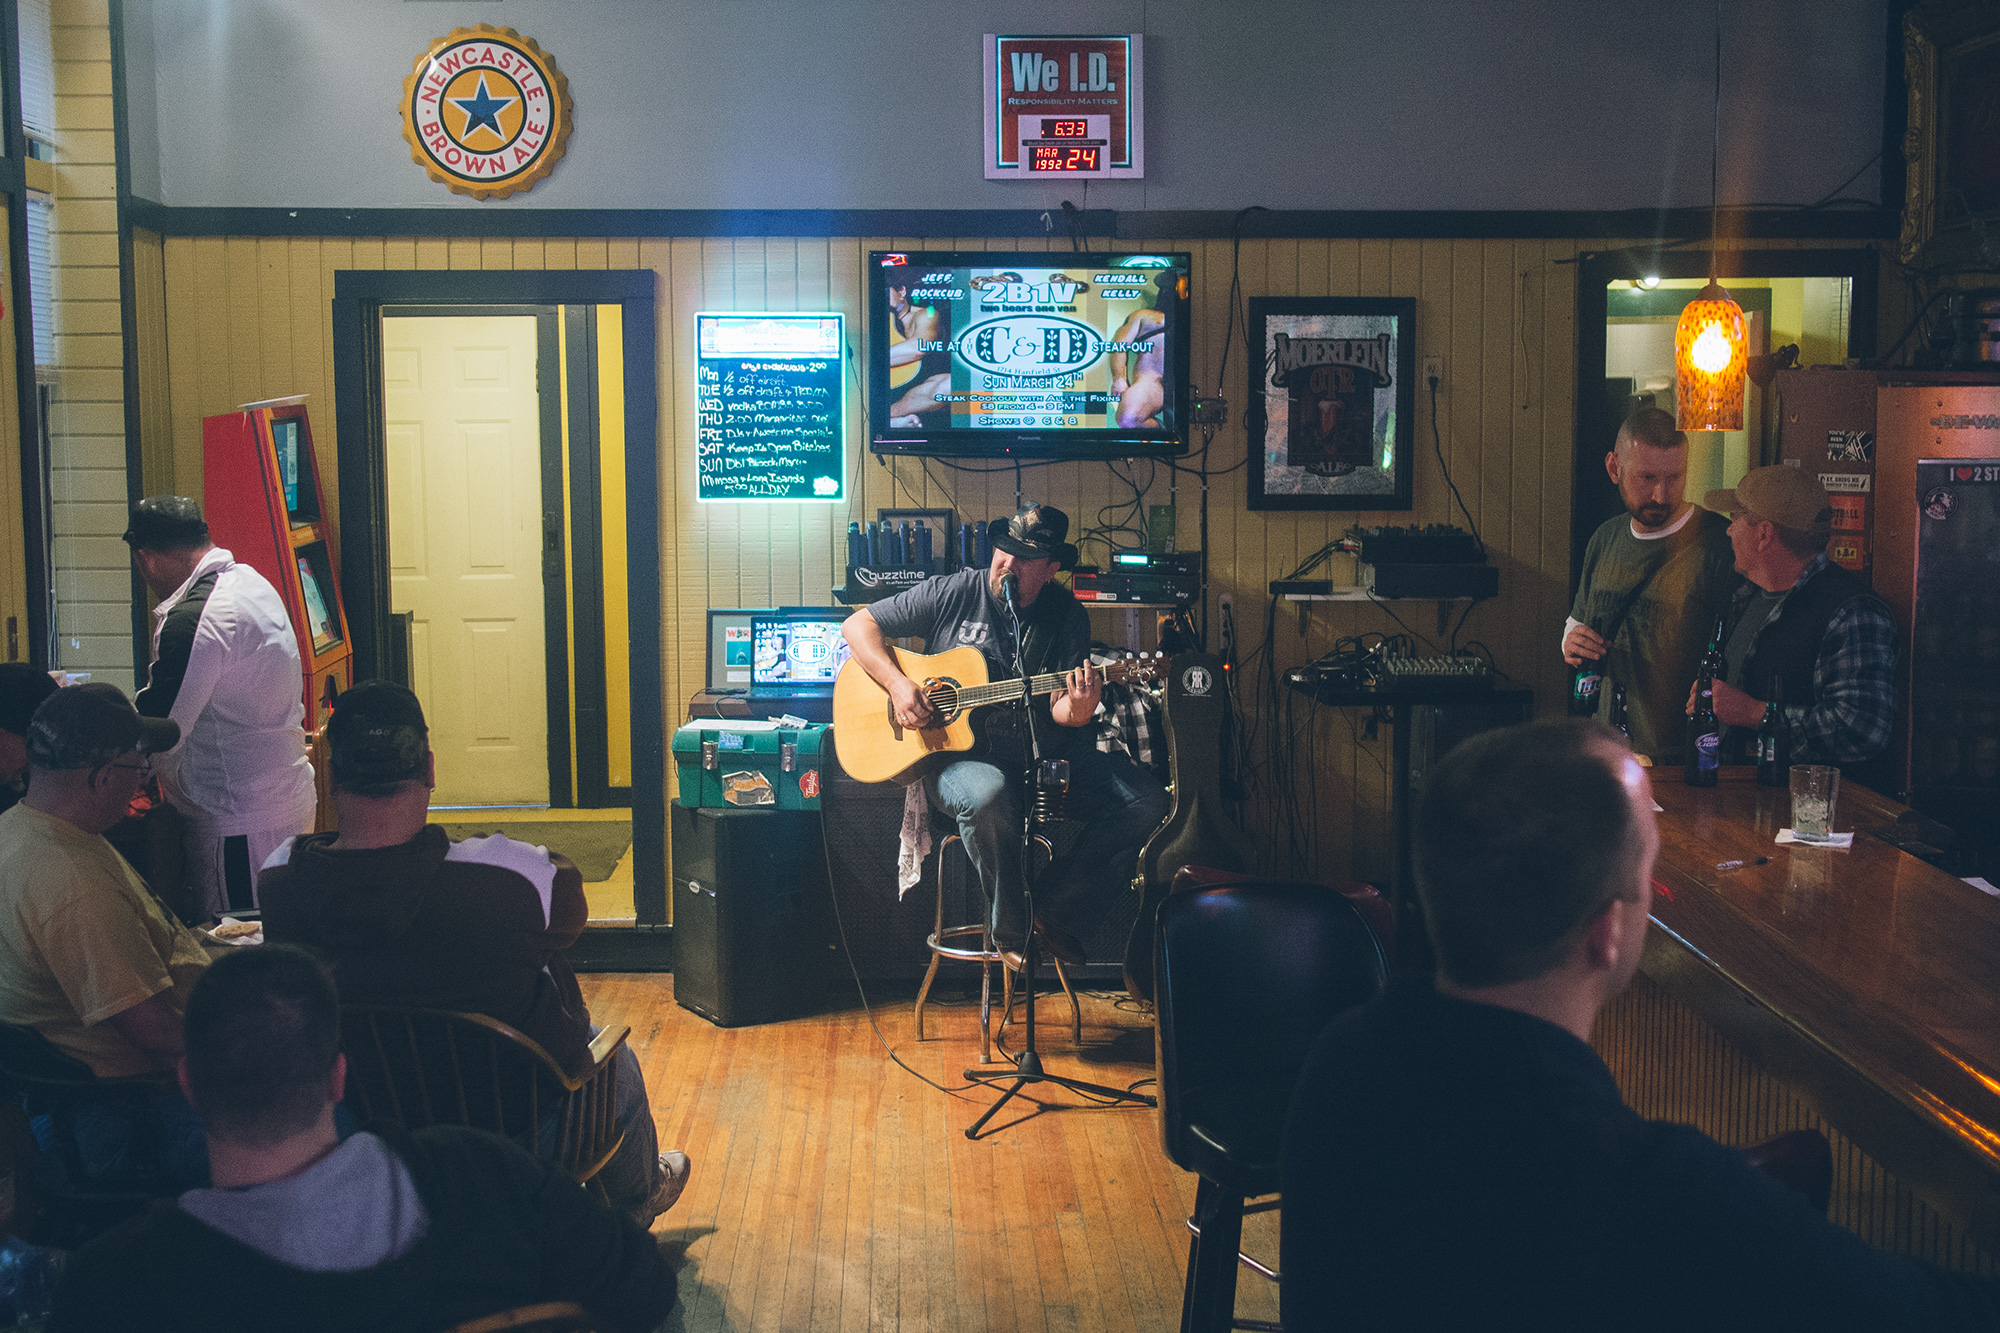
[1247,298,1415,511]
[1901,6,2000,265]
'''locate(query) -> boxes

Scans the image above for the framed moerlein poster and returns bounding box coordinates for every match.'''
[1246,298,1416,511]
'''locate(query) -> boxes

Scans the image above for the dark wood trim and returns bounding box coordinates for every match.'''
[110,0,149,680]
[130,197,1899,243]
[335,270,654,307]
[330,295,386,678]
[1879,0,1909,241]
[1570,246,1881,591]
[567,923,672,974]
[562,304,618,808]
[619,295,665,925]
[380,304,550,319]
[534,307,572,809]
[330,268,665,921]
[2,0,49,667]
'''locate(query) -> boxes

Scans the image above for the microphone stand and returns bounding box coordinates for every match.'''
[964,573,1155,1140]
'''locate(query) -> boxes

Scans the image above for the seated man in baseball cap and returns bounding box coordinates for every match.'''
[0,663,60,815]
[0,682,214,1187]
[1695,465,1898,789]
[259,681,689,1229]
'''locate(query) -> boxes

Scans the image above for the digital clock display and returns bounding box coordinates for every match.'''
[1041,118,1090,138]
[1030,144,1101,172]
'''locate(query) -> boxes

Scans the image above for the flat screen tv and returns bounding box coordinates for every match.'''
[868,249,1191,459]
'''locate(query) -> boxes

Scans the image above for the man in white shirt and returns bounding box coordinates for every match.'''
[126,497,315,918]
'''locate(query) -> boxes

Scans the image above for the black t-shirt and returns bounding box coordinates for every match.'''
[1280,977,2000,1331]
[867,568,1091,758]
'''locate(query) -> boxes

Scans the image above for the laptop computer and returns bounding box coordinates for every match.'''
[747,607,851,722]
[706,608,765,691]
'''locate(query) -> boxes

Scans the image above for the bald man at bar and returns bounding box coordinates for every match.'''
[1563,408,1736,762]
[1281,719,2000,1331]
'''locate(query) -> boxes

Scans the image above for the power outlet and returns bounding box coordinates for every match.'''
[1422,355,1444,387]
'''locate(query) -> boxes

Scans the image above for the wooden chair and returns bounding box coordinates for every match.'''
[441,1301,596,1333]
[307,725,337,834]
[0,1022,180,1248]
[339,1008,628,1189]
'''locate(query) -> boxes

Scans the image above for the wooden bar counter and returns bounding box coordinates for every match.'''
[1640,767,2000,1259]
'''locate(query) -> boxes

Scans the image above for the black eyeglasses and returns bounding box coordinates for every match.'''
[101,757,152,779]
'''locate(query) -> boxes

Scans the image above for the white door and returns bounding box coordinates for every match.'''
[383,314,549,805]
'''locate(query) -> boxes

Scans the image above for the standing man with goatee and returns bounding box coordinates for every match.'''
[1563,407,1736,763]
[126,496,315,918]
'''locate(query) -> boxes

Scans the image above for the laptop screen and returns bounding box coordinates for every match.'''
[707,609,766,690]
[751,611,852,688]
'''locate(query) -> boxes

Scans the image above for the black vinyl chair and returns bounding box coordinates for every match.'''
[1155,882,1389,1333]
[0,1022,180,1247]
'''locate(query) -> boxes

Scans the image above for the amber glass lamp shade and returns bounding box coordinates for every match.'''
[1674,280,1748,431]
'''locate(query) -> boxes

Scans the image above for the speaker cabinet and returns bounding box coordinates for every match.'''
[670,804,835,1027]
[818,771,1139,982]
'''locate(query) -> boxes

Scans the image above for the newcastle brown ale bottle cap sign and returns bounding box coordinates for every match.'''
[400,26,571,200]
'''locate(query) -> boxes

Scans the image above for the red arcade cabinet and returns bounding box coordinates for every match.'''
[202,398,352,730]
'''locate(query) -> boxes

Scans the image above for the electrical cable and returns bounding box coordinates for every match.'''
[1448,597,1477,653]
[1427,376,1484,555]
[816,816,988,1098]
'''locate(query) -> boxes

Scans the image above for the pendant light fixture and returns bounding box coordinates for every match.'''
[1675,0,1747,431]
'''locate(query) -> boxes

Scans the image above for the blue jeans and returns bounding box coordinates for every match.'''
[927,745,1168,948]
[36,1087,209,1191]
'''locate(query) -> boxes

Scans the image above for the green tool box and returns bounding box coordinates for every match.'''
[671,720,831,810]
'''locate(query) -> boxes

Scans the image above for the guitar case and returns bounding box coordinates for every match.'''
[1122,652,1256,1001]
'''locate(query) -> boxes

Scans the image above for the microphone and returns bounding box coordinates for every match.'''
[1000,572,1021,616]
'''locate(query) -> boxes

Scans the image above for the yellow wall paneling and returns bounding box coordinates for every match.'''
[131,233,1896,904]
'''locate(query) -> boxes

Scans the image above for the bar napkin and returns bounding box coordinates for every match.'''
[1775,829,1854,849]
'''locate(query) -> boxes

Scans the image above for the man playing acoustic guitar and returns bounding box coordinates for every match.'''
[841,505,1168,968]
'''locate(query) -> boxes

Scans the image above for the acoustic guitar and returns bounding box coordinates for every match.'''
[831,646,1164,786]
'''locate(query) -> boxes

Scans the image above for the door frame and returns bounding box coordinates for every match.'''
[380,304,571,808]
[332,269,666,924]
[1571,247,1878,592]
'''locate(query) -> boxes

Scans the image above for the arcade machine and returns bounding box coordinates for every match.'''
[202,397,353,731]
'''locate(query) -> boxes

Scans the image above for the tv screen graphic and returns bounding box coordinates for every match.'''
[273,419,300,514]
[869,250,1191,459]
[750,615,852,687]
[268,412,321,526]
[295,543,342,656]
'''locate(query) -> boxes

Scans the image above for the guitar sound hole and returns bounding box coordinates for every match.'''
[927,677,963,723]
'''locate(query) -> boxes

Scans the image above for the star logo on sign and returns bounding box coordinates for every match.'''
[450,74,514,143]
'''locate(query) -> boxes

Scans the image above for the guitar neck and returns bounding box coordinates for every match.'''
[946,670,1073,711]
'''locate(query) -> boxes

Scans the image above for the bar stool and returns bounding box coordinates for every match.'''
[914,830,1082,1062]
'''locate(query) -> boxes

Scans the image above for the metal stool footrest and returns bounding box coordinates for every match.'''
[914,834,1083,1061]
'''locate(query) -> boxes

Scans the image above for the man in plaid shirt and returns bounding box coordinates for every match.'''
[1697,466,1898,790]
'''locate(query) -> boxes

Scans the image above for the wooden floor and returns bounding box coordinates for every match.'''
[580,972,1278,1332]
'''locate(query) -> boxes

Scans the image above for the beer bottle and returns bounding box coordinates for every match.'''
[1685,616,1725,788]
[1756,681,1790,787]
[1569,630,1605,718]
[1699,613,1727,687]
[1609,682,1630,743]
